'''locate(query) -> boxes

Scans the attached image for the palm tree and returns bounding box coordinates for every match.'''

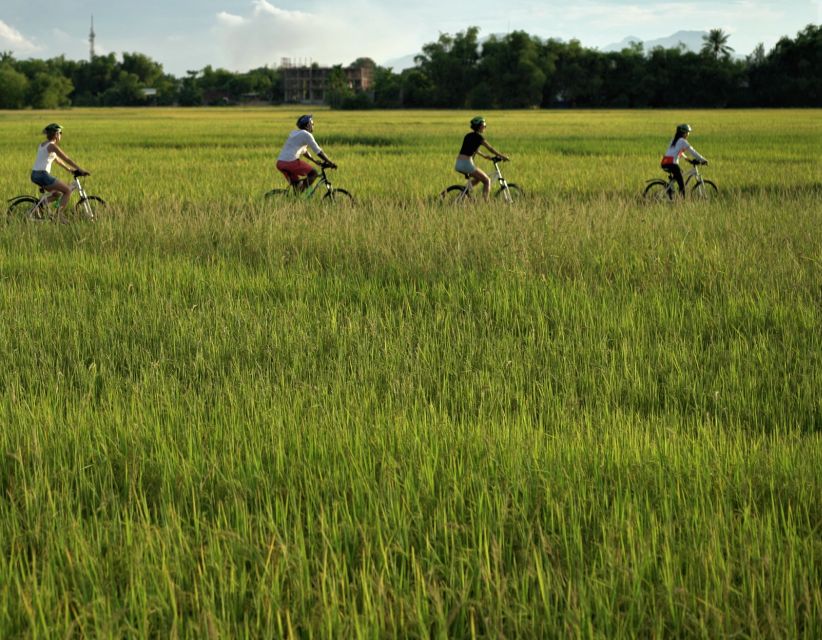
[702,29,735,59]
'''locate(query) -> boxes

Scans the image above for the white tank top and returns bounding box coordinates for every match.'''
[32,142,57,172]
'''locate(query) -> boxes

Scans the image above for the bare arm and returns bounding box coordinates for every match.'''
[480,140,509,161]
[49,143,86,173]
[305,150,336,168]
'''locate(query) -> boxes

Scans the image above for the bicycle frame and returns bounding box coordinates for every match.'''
[662,161,705,194]
[643,159,716,202]
[289,164,334,199]
[453,157,511,202]
[6,170,102,222]
[266,162,353,205]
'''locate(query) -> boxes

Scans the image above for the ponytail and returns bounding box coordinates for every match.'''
[670,130,686,147]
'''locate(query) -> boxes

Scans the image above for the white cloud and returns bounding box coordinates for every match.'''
[0,19,41,53]
[213,0,420,69]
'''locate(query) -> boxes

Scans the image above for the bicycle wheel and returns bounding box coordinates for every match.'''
[643,180,673,202]
[439,185,471,203]
[691,179,718,201]
[264,189,292,200]
[6,196,46,222]
[323,188,354,204]
[495,183,524,203]
[75,196,106,221]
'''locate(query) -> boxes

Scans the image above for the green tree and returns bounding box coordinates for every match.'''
[476,31,545,108]
[550,39,606,107]
[120,52,164,86]
[415,27,481,107]
[748,24,822,106]
[326,65,354,108]
[372,66,402,108]
[702,29,734,60]
[28,72,73,108]
[0,63,29,108]
[400,68,434,107]
[177,70,203,106]
[102,71,146,106]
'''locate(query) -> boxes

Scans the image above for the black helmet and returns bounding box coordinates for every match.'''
[296,114,313,130]
[470,115,486,131]
[43,123,63,135]
[676,123,692,134]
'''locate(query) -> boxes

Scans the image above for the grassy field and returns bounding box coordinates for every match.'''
[0,107,820,638]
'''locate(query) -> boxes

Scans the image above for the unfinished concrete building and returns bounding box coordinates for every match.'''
[280,58,374,104]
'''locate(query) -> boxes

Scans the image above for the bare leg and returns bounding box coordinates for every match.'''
[44,180,72,222]
[470,168,491,200]
[47,180,72,213]
[302,169,319,190]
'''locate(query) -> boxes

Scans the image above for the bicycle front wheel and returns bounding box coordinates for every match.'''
[439,185,471,203]
[495,183,523,203]
[643,180,673,202]
[323,188,354,204]
[75,196,106,221]
[691,180,718,201]
[6,196,45,222]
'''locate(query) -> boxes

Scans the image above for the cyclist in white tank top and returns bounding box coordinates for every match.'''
[30,123,90,218]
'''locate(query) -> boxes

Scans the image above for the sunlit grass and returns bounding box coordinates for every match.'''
[0,107,820,637]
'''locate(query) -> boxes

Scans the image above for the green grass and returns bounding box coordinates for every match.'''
[0,107,820,638]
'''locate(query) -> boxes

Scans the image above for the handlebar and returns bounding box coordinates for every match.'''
[490,156,508,163]
[687,159,708,166]
[73,169,91,177]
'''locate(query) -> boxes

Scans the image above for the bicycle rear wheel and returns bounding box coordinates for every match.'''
[495,183,523,203]
[6,196,46,222]
[440,185,471,203]
[323,188,354,204]
[643,180,673,202]
[691,179,718,201]
[264,189,292,200]
[75,196,106,221]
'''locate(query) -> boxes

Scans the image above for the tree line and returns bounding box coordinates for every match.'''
[0,24,818,110]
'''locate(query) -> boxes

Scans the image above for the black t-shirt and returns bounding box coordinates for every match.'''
[459,132,484,156]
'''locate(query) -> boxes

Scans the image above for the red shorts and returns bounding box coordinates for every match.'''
[276,159,314,183]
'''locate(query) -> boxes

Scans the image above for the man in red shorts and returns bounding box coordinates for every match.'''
[275,114,336,190]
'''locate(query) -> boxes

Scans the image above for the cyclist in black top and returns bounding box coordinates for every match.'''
[454,116,509,201]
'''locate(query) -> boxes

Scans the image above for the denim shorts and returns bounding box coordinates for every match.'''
[31,170,57,188]
[454,158,476,175]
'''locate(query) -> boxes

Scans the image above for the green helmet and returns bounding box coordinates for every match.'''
[43,123,63,134]
[470,116,486,131]
[676,123,692,134]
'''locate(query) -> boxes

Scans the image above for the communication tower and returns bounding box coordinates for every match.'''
[89,16,96,61]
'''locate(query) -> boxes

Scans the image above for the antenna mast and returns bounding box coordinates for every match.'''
[89,15,96,61]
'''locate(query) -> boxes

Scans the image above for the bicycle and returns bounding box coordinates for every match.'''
[643,159,718,202]
[6,170,106,222]
[439,156,523,203]
[265,162,353,204]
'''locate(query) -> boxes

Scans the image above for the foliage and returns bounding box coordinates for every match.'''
[702,28,735,60]
[0,64,29,108]
[0,25,819,109]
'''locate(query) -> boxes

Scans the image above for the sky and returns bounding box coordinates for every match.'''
[1,0,819,76]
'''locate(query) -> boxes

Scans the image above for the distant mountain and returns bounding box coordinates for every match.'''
[601,31,708,53]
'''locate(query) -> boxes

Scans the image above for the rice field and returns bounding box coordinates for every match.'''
[0,107,820,638]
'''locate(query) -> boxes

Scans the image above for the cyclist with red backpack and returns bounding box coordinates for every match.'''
[660,124,708,198]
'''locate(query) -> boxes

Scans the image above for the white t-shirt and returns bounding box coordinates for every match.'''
[32,142,57,172]
[661,138,706,166]
[277,129,323,162]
